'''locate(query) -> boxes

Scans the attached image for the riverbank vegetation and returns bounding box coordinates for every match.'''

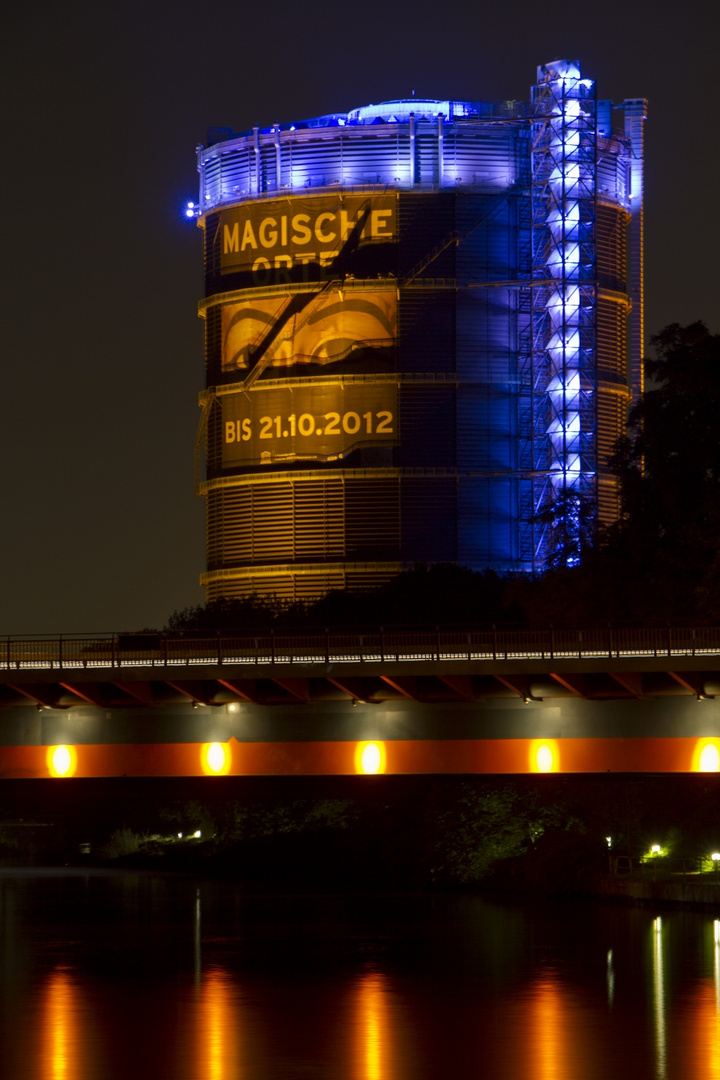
[4,774,720,895]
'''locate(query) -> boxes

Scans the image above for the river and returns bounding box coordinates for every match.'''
[0,869,717,1078]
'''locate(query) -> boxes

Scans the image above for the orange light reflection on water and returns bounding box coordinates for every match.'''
[196,967,239,1080]
[41,968,80,1080]
[528,972,570,1080]
[681,923,720,1080]
[685,979,720,1080]
[355,972,392,1080]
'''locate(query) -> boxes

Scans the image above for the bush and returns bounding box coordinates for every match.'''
[101,828,142,859]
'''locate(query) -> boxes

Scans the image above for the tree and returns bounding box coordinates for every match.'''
[510,323,720,627]
[606,322,720,622]
[611,322,720,554]
[535,490,596,570]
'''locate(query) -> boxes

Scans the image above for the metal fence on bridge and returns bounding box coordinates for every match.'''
[1,627,719,671]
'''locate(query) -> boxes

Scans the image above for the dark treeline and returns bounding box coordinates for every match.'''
[169,323,720,633]
[6,774,720,894]
[168,564,525,632]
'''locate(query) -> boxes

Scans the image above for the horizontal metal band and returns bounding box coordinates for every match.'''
[597,197,632,221]
[197,276,400,317]
[197,182,516,220]
[199,278,458,319]
[199,467,464,494]
[200,372,457,404]
[200,561,404,585]
[597,379,631,397]
[598,287,632,308]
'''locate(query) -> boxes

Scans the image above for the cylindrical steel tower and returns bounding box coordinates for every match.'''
[193,61,645,601]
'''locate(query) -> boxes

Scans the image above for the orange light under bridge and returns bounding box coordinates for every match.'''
[0,735,718,778]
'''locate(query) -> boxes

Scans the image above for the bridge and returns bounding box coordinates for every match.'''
[2,626,720,778]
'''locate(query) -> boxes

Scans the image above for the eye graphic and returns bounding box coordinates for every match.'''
[222,291,396,372]
[291,296,396,366]
[222,299,288,370]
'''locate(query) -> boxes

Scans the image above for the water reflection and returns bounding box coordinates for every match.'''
[195,967,239,1080]
[652,916,666,1079]
[194,888,201,984]
[693,918,720,1080]
[529,972,570,1080]
[41,968,81,1080]
[15,877,720,1080]
[355,972,392,1080]
[689,979,720,1080]
[607,948,614,1008]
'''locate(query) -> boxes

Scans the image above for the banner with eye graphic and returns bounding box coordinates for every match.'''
[220,381,398,466]
[221,289,397,373]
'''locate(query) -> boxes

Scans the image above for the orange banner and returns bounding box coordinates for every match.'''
[219,194,396,276]
[221,381,397,466]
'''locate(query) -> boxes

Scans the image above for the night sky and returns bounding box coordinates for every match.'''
[1,0,717,635]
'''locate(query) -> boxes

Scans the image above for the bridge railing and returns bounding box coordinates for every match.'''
[1,626,720,670]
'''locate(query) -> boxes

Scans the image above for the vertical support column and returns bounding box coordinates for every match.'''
[252,125,261,195]
[196,144,205,214]
[531,59,597,569]
[437,112,444,186]
[623,98,647,405]
[408,112,416,185]
[273,124,282,190]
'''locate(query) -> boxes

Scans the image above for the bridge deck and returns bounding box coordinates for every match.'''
[0,626,719,709]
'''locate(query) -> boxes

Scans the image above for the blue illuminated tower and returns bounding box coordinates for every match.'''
[191,61,645,601]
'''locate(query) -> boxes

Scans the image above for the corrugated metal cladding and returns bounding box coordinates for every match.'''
[196,88,637,602]
[199,119,524,209]
[597,202,629,294]
[205,475,400,569]
[596,200,632,525]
